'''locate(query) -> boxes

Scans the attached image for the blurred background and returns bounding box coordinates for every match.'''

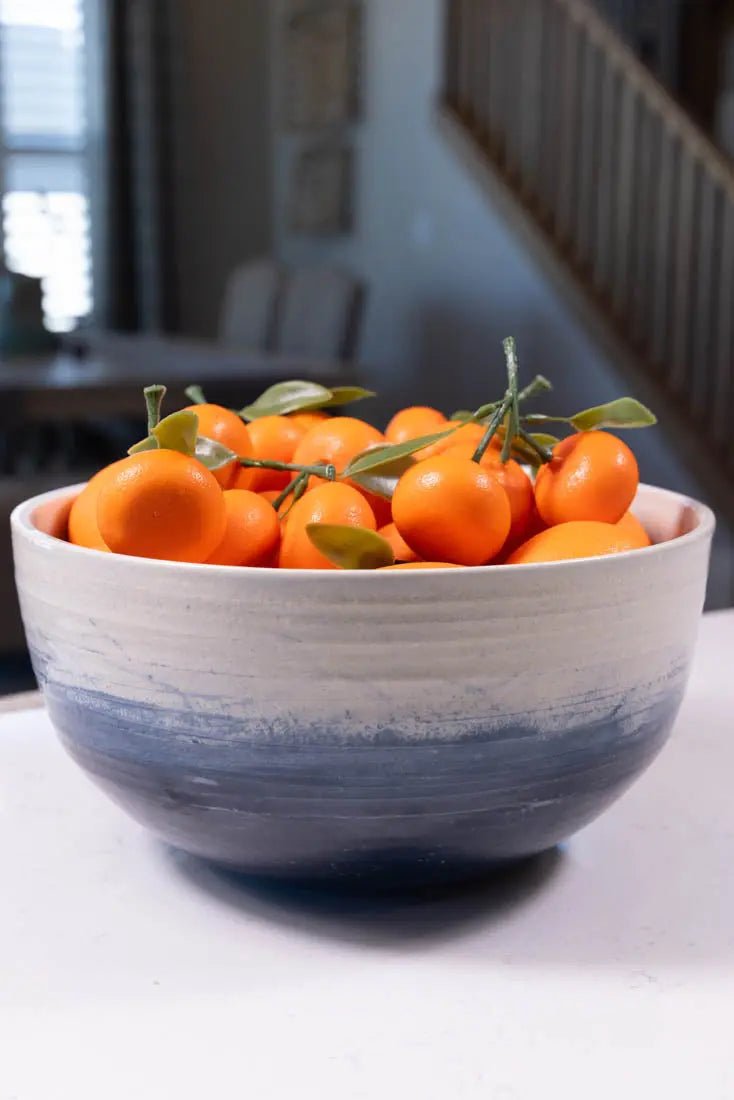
[1,0,733,691]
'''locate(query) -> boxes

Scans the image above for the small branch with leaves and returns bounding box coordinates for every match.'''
[132,339,657,534]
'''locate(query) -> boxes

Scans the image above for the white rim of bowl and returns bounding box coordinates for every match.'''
[11,481,716,580]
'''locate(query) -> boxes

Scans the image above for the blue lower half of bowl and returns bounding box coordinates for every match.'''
[43,678,683,886]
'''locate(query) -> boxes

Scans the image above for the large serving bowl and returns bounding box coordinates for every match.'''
[11,483,713,884]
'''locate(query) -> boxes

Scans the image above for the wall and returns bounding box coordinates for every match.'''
[273,0,732,603]
[169,0,272,336]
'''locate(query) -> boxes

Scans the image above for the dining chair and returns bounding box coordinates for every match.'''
[274,266,364,361]
[219,258,281,351]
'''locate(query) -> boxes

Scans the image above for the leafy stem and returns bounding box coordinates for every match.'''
[472,337,521,464]
[472,399,501,421]
[144,385,166,433]
[465,374,551,427]
[500,337,520,464]
[239,457,337,479]
[472,395,512,463]
[518,427,554,464]
[273,471,307,514]
[521,412,572,426]
[517,374,552,403]
[269,462,338,514]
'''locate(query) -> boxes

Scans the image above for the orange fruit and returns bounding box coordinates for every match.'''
[522,504,547,541]
[279,482,376,570]
[392,454,511,566]
[290,416,394,525]
[534,431,639,526]
[290,415,387,523]
[359,489,392,528]
[68,460,127,551]
[182,403,254,489]
[415,419,486,460]
[259,488,286,507]
[206,490,281,566]
[443,442,534,548]
[231,466,259,491]
[507,519,650,565]
[291,417,384,479]
[385,406,447,444]
[97,450,226,562]
[288,410,330,432]
[378,522,420,563]
[292,417,386,520]
[258,488,294,522]
[380,561,460,570]
[616,510,651,546]
[243,415,305,492]
[500,502,547,559]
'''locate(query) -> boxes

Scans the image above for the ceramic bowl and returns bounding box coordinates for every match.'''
[12,483,713,885]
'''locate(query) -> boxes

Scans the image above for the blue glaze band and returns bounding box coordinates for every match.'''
[43,676,685,881]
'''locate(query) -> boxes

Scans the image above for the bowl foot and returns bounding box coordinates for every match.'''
[173,842,563,893]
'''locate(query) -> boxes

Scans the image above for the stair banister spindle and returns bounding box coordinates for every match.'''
[440,0,734,551]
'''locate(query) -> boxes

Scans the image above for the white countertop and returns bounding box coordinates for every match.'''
[1,611,733,1100]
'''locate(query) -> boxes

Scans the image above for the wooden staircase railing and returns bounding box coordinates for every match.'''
[441,0,734,493]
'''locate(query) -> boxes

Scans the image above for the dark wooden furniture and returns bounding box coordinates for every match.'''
[0,332,349,426]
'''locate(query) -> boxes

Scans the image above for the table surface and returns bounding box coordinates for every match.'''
[1,611,733,1100]
[0,332,346,392]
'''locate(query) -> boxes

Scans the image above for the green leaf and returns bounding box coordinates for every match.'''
[347,454,416,500]
[239,380,333,419]
[195,435,237,471]
[184,384,207,405]
[240,380,375,418]
[528,432,559,449]
[342,427,457,478]
[449,409,477,422]
[127,409,199,457]
[306,524,395,570]
[152,409,199,454]
[570,398,657,431]
[319,386,375,407]
[128,434,160,456]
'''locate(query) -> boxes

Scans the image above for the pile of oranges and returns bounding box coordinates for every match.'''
[66,339,657,570]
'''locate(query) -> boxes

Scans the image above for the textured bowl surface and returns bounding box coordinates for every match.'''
[12,484,713,884]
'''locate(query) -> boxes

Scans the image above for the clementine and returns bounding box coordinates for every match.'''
[507,519,650,565]
[182,402,254,489]
[380,561,460,570]
[384,406,447,444]
[392,454,511,566]
[279,482,376,569]
[534,431,639,526]
[378,522,420,563]
[68,459,127,552]
[443,442,534,548]
[291,417,384,479]
[97,450,226,562]
[207,490,280,566]
[242,415,305,492]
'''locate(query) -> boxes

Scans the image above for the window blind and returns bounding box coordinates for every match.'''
[0,0,92,331]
